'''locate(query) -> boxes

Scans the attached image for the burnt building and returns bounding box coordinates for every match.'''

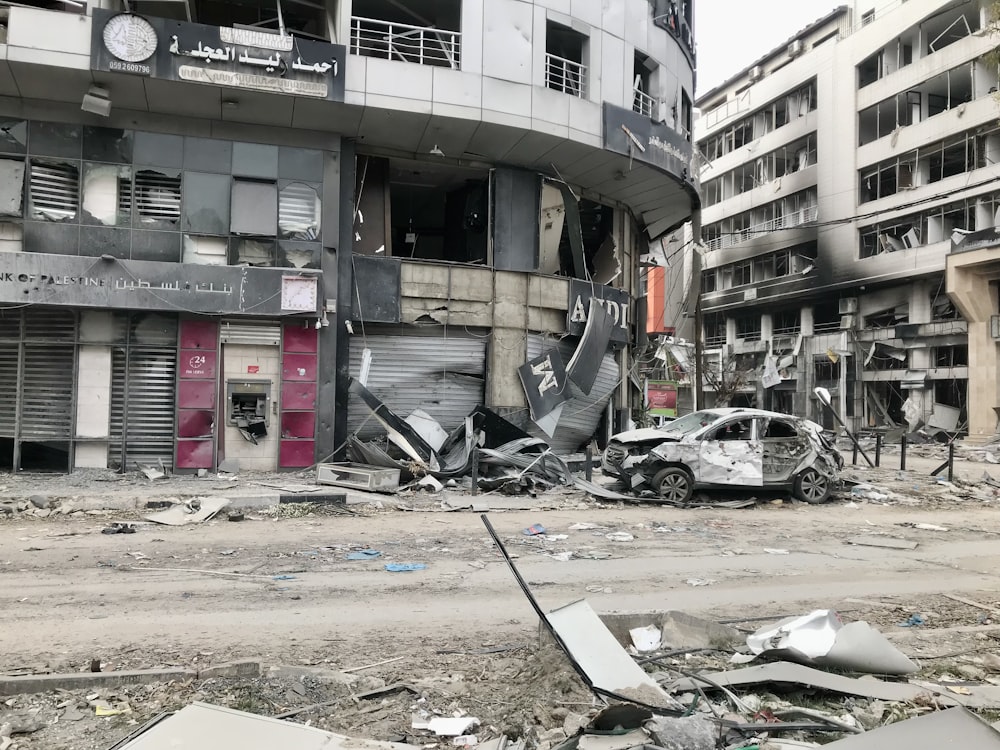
[0,0,698,471]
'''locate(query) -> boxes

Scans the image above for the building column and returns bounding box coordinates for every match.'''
[947,252,1000,441]
[75,311,114,469]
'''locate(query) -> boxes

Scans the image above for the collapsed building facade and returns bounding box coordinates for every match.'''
[0,0,698,471]
[691,0,998,439]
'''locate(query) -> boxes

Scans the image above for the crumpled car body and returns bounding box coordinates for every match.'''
[611,408,842,504]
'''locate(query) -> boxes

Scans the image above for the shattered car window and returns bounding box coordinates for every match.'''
[660,410,723,437]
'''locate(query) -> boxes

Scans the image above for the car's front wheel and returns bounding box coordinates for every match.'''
[652,467,694,504]
[794,467,831,504]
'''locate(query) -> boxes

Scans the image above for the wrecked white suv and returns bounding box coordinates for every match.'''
[605,408,843,504]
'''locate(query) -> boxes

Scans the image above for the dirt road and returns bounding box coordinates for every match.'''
[2,495,998,671]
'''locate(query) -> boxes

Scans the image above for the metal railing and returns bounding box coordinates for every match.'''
[704,204,818,252]
[633,88,656,117]
[350,16,461,69]
[545,53,586,98]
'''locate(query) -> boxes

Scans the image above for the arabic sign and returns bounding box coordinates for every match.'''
[0,254,320,316]
[566,279,630,346]
[517,350,571,421]
[91,9,346,102]
[602,103,692,181]
[646,381,677,417]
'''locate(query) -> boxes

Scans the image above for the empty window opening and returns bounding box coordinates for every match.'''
[735,314,761,341]
[546,21,588,97]
[633,52,657,117]
[350,0,462,67]
[355,156,489,265]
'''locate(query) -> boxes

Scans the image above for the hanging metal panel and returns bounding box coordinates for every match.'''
[347,330,487,440]
[0,343,17,437]
[526,334,619,454]
[20,344,75,439]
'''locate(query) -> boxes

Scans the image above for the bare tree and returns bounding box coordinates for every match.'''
[700,351,754,407]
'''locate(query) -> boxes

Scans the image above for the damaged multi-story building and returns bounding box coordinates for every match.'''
[0,0,698,471]
[691,0,1000,439]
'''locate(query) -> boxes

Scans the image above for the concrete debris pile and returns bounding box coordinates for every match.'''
[475,515,1000,750]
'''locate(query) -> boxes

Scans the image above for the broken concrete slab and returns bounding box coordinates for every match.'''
[547,600,681,710]
[822,707,1000,749]
[645,716,717,750]
[0,668,197,697]
[145,497,229,526]
[113,701,415,750]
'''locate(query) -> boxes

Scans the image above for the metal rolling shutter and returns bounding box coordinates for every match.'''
[0,312,18,439]
[526,334,619,454]
[109,315,178,471]
[20,309,77,442]
[0,344,16,438]
[347,330,487,440]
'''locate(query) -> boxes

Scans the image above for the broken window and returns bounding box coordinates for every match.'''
[735,314,760,341]
[545,21,587,97]
[935,345,968,367]
[0,159,24,218]
[231,178,277,236]
[134,168,180,228]
[182,235,228,266]
[773,309,799,335]
[925,5,978,54]
[82,163,131,227]
[28,159,78,222]
[814,357,840,383]
[278,182,321,240]
[732,261,751,287]
[703,313,726,346]
[633,52,656,117]
[350,0,461,64]
[858,49,883,88]
[229,237,275,267]
[701,269,717,293]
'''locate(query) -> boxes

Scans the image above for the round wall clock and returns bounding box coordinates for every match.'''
[103,14,158,63]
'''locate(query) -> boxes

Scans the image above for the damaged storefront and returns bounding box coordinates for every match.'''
[0,118,339,472]
[338,104,697,458]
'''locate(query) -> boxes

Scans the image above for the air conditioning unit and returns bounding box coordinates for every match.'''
[748,65,763,82]
[788,40,804,57]
[838,297,858,314]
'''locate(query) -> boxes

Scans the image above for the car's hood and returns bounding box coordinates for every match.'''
[610,427,673,444]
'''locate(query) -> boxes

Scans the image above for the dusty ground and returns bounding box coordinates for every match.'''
[3,443,1000,748]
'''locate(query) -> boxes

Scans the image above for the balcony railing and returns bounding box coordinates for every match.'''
[545,53,586,98]
[350,16,461,69]
[633,89,656,118]
[704,204,818,252]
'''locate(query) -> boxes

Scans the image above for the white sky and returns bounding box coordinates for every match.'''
[694,0,846,96]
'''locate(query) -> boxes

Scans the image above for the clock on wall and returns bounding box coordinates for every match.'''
[281,276,319,312]
[102,14,158,63]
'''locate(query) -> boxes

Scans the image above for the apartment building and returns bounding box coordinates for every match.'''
[0,0,698,471]
[693,0,997,439]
